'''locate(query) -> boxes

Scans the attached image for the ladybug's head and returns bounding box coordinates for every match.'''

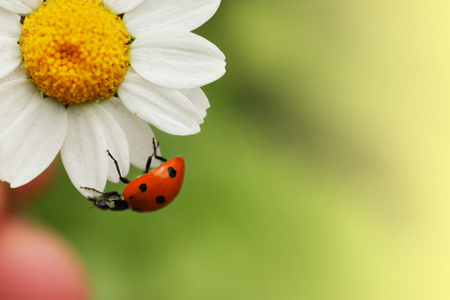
[87,198,110,210]
[87,196,129,211]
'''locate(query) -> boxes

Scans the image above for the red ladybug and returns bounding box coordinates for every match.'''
[82,140,184,212]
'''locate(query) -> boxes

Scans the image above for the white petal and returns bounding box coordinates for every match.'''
[129,30,225,89]
[0,37,24,79]
[124,0,220,35]
[100,0,144,14]
[0,99,67,188]
[0,6,22,39]
[61,104,109,197]
[100,97,161,170]
[92,103,130,183]
[179,88,210,119]
[0,0,42,14]
[118,71,203,135]
[0,62,28,85]
[0,79,40,130]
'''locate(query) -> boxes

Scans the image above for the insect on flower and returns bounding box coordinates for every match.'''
[82,139,184,212]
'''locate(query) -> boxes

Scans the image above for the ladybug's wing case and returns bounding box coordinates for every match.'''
[123,157,185,212]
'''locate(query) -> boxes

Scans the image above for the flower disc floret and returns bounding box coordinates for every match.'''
[20,0,130,104]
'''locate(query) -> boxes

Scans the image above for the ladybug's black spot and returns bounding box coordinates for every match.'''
[132,208,143,212]
[156,196,166,204]
[139,183,147,192]
[167,167,177,179]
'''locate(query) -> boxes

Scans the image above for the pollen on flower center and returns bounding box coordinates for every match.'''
[20,0,130,104]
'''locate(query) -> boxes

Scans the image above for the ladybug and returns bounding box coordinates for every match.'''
[81,140,184,212]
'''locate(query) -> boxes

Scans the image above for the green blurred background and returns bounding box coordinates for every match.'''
[27,0,450,299]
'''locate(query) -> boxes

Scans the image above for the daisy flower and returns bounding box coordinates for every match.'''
[0,0,225,196]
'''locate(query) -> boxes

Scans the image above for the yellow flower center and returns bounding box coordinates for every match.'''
[20,0,130,104]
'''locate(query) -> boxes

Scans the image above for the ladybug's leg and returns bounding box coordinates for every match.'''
[80,186,105,195]
[152,138,167,162]
[144,138,167,173]
[80,187,120,197]
[106,150,130,184]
